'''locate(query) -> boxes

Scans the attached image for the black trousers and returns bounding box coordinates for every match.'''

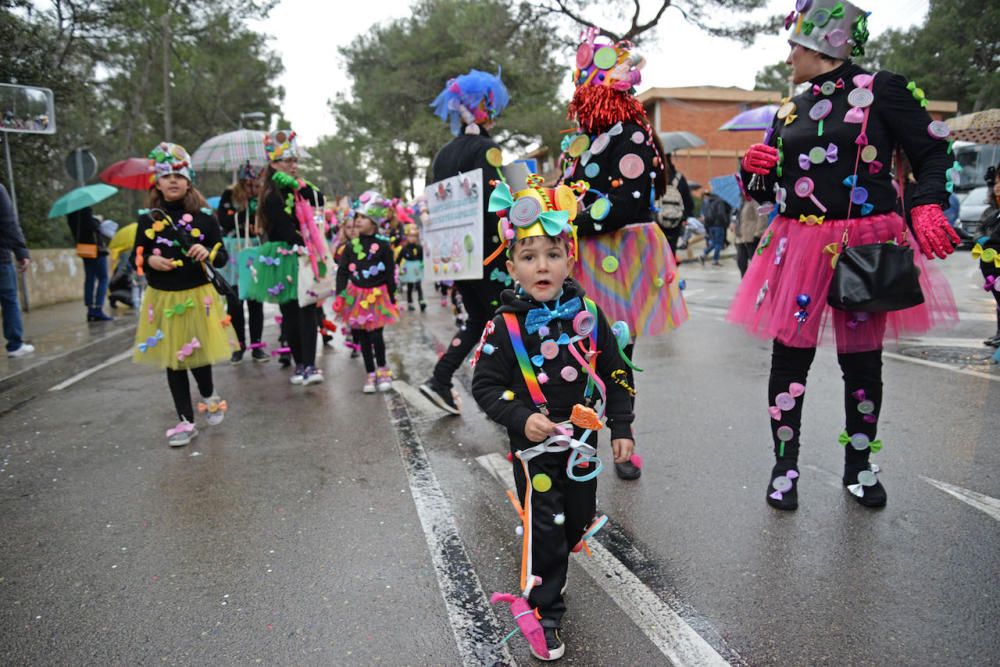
[226,292,264,350]
[405,282,425,304]
[431,279,501,388]
[357,327,386,373]
[512,447,596,629]
[736,238,761,277]
[278,301,319,367]
[768,340,882,468]
[981,261,1000,328]
[166,365,214,421]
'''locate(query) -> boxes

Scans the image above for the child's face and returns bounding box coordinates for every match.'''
[155,173,190,202]
[355,215,376,235]
[506,236,573,303]
[406,232,419,244]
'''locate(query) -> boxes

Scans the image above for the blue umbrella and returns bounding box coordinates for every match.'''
[719,105,779,131]
[709,174,743,210]
[206,195,221,209]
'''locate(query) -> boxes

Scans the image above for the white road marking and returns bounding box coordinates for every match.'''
[882,352,1000,383]
[897,336,997,349]
[477,452,731,667]
[48,351,132,392]
[385,393,515,667]
[921,476,1000,522]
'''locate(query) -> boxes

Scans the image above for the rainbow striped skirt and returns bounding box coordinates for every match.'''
[572,222,688,338]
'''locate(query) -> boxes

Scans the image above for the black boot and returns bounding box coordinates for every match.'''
[984,310,1000,347]
[839,350,887,508]
[766,460,799,510]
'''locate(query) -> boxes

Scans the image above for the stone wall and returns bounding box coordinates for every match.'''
[20,248,86,309]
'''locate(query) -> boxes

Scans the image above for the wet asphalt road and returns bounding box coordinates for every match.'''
[1,255,998,666]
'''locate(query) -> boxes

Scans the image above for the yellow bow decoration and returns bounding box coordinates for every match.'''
[144,228,156,240]
[784,113,798,126]
[799,214,825,226]
[823,242,841,269]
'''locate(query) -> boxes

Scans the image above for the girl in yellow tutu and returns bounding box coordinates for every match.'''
[132,142,236,447]
[332,192,399,393]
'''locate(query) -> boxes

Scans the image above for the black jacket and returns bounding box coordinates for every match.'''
[260,179,324,245]
[67,206,108,255]
[217,188,258,239]
[132,199,227,292]
[980,206,1000,249]
[471,279,634,450]
[559,121,659,236]
[0,183,28,264]
[335,233,397,298]
[741,61,949,220]
[398,243,423,263]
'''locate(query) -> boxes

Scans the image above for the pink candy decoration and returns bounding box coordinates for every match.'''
[789,383,805,397]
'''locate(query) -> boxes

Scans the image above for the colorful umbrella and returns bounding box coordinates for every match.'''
[709,174,743,210]
[946,109,1000,145]
[47,184,119,219]
[191,129,274,172]
[99,157,152,191]
[719,104,779,131]
[658,131,705,154]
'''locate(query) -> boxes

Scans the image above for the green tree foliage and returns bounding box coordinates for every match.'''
[300,134,373,199]
[862,0,999,113]
[0,0,283,246]
[332,0,566,199]
[754,61,792,94]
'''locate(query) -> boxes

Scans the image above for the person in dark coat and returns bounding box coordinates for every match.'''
[0,183,33,357]
[67,206,113,321]
[974,164,1000,347]
[418,68,511,415]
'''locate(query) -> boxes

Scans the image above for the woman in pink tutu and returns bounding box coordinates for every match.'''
[333,192,399,394]
[732,0,959,510]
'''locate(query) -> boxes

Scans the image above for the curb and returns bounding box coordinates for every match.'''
[0,323,137,416]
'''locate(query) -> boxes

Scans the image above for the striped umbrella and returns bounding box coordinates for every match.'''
[191,129,271,172]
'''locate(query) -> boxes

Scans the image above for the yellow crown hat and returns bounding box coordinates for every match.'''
[484,174,586,264]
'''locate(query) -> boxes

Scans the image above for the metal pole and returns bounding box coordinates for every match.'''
[2,132,29,311]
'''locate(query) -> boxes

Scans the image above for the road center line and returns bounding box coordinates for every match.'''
[48,351,132,392]
[383,390,515,667]
[477,452,733,667]
[921,476,1000,522]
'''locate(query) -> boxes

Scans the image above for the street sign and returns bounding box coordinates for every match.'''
[0,83,56,135]
[65,148,98,183]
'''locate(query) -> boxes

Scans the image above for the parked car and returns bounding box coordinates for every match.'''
[959,186,990,240]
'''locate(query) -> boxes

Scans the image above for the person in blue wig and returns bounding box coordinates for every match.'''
[420,68,512,415]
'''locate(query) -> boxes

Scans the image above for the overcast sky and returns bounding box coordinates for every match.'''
[253,0,931,145]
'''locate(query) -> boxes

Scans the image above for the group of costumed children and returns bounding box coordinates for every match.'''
[132,133,427,445]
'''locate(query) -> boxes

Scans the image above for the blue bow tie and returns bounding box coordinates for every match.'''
[524,296,582,334]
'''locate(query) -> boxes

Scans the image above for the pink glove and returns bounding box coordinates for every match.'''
[911,204,960,260]
[742,143,779,175]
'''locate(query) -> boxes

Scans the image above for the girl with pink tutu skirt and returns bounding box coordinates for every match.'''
[732,0,959,511]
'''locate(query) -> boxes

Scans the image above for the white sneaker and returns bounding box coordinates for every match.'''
[7,343,35,358]
[198,395,228,426]
[289,365,306,385]
[302,367,324,386]
[363,372,377,394]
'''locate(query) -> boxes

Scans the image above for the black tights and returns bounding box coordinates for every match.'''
[357,327,386,373]
[225,293,264,350]
[166,365,214,422]
[405,282,425,305]
[768,340,883,468]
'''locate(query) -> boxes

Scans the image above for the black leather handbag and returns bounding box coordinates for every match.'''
[827,234,924,312]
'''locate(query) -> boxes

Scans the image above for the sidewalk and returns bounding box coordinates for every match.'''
[0,301,136,414]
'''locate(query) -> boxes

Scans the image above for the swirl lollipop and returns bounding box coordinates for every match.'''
[809,99,833,137]
[794,177,827,213]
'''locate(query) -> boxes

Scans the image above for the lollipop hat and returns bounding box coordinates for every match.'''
[431,68,510,136]
[353,190,390,223]
[484,174,584,264]
[148,142,194,183]
[785,0,870,59]
[264,129,301,162]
